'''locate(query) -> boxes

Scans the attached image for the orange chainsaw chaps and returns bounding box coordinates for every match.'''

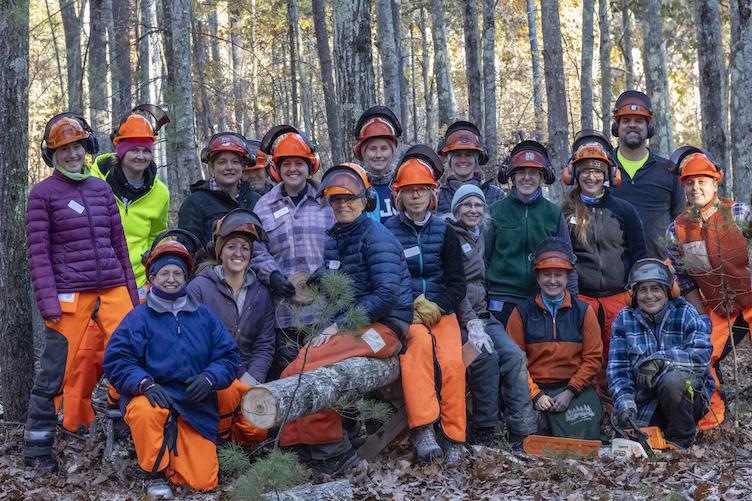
[522,435,602,459]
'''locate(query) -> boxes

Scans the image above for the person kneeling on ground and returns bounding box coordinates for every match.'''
[278,163,413,476]
[103,240,239,498]
[507,237,603,440]
[608,258,714,449]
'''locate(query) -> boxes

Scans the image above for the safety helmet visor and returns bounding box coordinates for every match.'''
[319,169,368,199]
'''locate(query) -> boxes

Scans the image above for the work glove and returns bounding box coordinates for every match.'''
[467,319,493,354]
[616,407,637,428]
[413,294,442,326]
[636,359,666,391]
[269,271,296,299]
[184,374,214,402]
[306,267,326,287]
[143,383,173,409]
[239,372,260,387]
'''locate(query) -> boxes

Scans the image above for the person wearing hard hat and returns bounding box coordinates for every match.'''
[187,209,273,445]
[24,113,139,472]
[486,140,578,326]
[352,106,402,222]
[665,147,752,430]
[178,132,261,247]
[560,130,647,407]
[60,106,171,435]
[436,120,503,216]
[243,139,274,195]
[609,90,684,259]
[383,146,468,464]
[608,258,714,449]
[277,163,412,476]
[507,238,603,440]
[104,239,239,498]
[250,126,335,379]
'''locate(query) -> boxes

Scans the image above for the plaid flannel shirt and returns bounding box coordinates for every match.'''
[607,297,715,425]
[250,182,334,328]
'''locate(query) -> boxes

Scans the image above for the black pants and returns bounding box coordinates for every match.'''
[649,369,708,448]
[267,327,309,381]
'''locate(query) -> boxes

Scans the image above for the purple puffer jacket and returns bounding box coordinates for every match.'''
[26,169,138,318]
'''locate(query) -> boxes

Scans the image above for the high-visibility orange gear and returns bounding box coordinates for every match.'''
[245,139,269,171]
[353,118,399,160]
[46,117,90,149]
[112,114,157,145]
[392,159,439,190]
[532,237,576,271]
[62,321,105,432]
[678,152,724,182]
[144,240,195,278]
[439,121,488,165]
[319,163,373,198]
[216,380,268,445]
[612,93,653,122]
[201,132,253,165]
[271,133,320,175]
[400,313,466,443]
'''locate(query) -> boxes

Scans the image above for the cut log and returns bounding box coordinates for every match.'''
[242,356,401,429]
[263,480,353,500]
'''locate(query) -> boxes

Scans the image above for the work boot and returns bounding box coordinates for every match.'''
[508,433,526,453]
[442,442,467,465]
[410,425,443,462]
[24,455,59,473]
[472,427,498,447]
[145,474,173,500]
[314,447,361,477]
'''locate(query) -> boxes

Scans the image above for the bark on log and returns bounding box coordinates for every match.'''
[264,480,353,501]
[242,357,400,429]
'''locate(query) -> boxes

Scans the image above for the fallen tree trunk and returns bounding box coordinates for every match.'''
[242,356,400,429]
[264,480,353,500]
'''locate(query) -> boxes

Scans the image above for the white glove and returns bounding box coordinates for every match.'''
[239,372,260,387]
[467,319,493,354]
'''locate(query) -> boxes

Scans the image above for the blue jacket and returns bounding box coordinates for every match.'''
[607,297,714,426]
[103,293,239,443]
[323,214,413,337]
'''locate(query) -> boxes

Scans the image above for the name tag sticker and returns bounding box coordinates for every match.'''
[273,206,290,219]
[404,246,420,258]
[327,260,341,270]
[361,328,386,353]
[461,242,472,254]
[58,293,75,303]
[68,200,85,214]
[569,216,577,225]
[488,300,504,312]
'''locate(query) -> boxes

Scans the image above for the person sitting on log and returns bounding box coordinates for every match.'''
[608,258,714,449]
[187,209,274,446]
[277,162,413,476]
[507,237,604,440]
[383,146,468,464]
[103,239,239,498]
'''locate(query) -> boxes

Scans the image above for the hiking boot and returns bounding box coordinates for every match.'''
[314,448,361,477]
[145,476,173,500]
[24,455,58,473]
[411,425,443,462]
[442,442,467,465]
[472,427,498,447]
[508,433,526,453]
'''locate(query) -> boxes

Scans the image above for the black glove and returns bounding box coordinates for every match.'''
[306,267,326,287]
[637,359,665,390]
[269,271,296,299]
[616,407,637,428]
[184,374,214,402]
[143,383,173,409]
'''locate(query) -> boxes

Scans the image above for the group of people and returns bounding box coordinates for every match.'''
[21,89,751,498]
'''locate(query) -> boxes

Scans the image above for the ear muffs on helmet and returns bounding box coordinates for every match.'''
[141,228,205,278]
[439,120,489,166]
[318,163,378,212]
[41,113,99,167]
[200,132,255,166]
[562,129,621,187]
[623,258,681,307]
[498,140,555,185]
[261,125,320,183]
[611,91,655,139]
[666,145,724,182]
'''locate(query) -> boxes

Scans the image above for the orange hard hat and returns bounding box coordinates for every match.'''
[438,121,489,165]
[144,240,195,277]
[353,106,402,160]
[392,158,438,190]
[319,162,372,198]
[245,139,269,171]
[678,152,723,182]
[271,133,320,174]
[201,132,253,165]
[532,237,576,271]
[573,144,611,170]
[112,114,157,145]
[612,91,653,122]
[46,116,91,149]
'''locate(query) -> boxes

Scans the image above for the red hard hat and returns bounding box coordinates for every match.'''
[144,240,195,277]
[46,116,91,149]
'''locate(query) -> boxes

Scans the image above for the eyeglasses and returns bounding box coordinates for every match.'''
[579,168,605,178]
[459,201,485,211]
[155,269,185,280]
[329,195,362,205]
[402,186,432,195]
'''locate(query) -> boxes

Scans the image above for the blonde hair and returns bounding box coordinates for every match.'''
[561,186,592,247]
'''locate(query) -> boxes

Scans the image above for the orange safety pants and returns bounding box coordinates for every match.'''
[400,313,466,443]
[125,396,218,491]
[279,323,401,447]
[698,306,752,430]
[217,379,268,445]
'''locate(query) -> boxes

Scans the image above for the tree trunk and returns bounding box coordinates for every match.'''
[430,0,455,129]
[111,0,134,121]
[580,0,595,130]
[263,480,353,501]
[206,4,227,133]
[419,6,435,144]
[136,0,154,104]
[598,0,612,137]
[392,0,410,143]
[191,11,213,143]
[375,0,401,120]
[242,356,400,429]
[641,0,673,156]
[250,0,261,138]
[730,0,752,203]
[89,0,111,151]
[44,0,66,103]
[312,0,344,163]
[482,0,497,164]
[462,0,483,127]
[696,0,728,186]
[540,0,569,201]
[526,0,545,140]
[288,0,313,135]
[620,0,634,89]
[0,0,34,422]
[333,0,376,161]
[229,5,247,132]
[60,0,84,111]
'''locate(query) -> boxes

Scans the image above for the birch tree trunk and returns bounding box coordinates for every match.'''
[376,0,401,120]
[250,0,261,138]
[462,0,483,127]
[580,0,595,130]
[136,0,154,104]
[482,0,497,163]
[112,0,134,120]
[730,0,752,203]
[89,0,111,151]
[288,0,313,135]
[540,0,569,201]
[526,0,545,140]
[641,0,673,156]
[392,0,410,143]
[620,0,634,89]
[312,0,344,163]
[419,6,435,144]
[60,0,84,111]
[431,0,455,129]
[230,5,247,132]
[208,3,227,132]
[598,0,612,137]
[0,0,34,422]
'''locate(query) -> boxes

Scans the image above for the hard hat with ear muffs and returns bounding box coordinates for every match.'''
[562,129,621,187]
[317,163,378,212]
[438,120,489,165]
[245,139,270,172]
[498,140,555,185]
[111,104,170,145]
[611,90,654,138]
[353,106,402,161]
[41,113,99,167]
[142,228,205,276]
[623,258,681,307]
[201,132,255,166]
[260,125,320,182]
[667,145,724,183]
[208,208,267,260]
